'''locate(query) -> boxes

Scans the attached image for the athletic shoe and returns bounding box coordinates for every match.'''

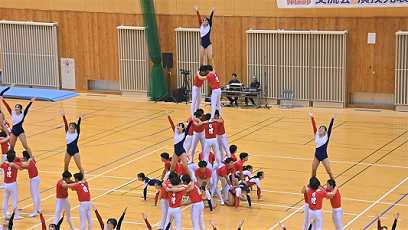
[0,185,4,189]
[28,213,38,218]
[14,216,24,220]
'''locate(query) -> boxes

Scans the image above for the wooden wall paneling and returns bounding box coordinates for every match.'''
[278,17,296,30]
[316,8,339,17]
[235,0,255,16]
[317,17,337,31]
[121,0,140,14]
[50,0,66,11]
[176,0,196,15]
[254,0,277,17]
[385,8,408,17]
[156,0,177,15]
[13,0,33,9]
[361,8,385,17]
[214,0,235,16]
[66,0,85,12]
[275,8,296,17]
[294,17,316,31]
[295,9,318,17]
[0,0,14,8]
[337,8,362,17]
[240,16,256,85]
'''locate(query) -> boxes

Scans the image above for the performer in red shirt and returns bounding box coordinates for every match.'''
[71,173,93,230]
[234,153,249,182]
[54,171,77,230]
[212,158,236,205]
[304,177,338,230]
[201,113,221,166]
[213,110,231,158]
[197,65,222,120]
[190,110,206,163]
[195,161,212,189]
[182,175,205,230]
[0,131,10,189]
[191,67,207,117]
[158,172,178,230]
[326,179,343,230]
[1,150,23,219]
[165,177,187,230]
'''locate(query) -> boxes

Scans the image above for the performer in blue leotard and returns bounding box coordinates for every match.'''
[166,111,193,179]
[0,84,35,157]
[195,5,216,67]
[60,110,85,176]
[308,113,337,180]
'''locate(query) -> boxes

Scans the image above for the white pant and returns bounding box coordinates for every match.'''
[308,209,323,230]
[217,134,230,158]
[204,138,220,166]
[191,86,202,117]
[303,203,310,230]
[191,202,205,230]
[211,173,228,204]
[210,88,222,119]
[30,176,41,215]
[2,182,18,218]
[332,207,344,230]
[160,199,172,229]
[1,155,6,187]
[188,163,198,182]
[191,132,206,161]
[54,198,76,229]
[79,201,93,230]
[184,135,193,157]
[166,207,182,230]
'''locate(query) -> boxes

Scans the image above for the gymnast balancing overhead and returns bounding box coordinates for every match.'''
[194,5,216,67]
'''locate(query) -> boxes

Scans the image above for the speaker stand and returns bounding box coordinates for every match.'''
[155,68,178,104]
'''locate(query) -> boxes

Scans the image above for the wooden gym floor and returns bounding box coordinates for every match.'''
[2,93,407,230]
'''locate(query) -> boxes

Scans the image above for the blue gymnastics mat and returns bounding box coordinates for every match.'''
[0,87,79,102]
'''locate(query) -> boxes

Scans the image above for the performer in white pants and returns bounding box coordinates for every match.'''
[54,171,78,230]
[71,173,92,230]
[1,151,23,219]
[197,65,221,120]
[0,130,10,189]
[304,177,338,230]
[190,110,206,163]
[182,175,205,230]
[326,179,343,230]
[301,185,311,230]
[165,177,187,230]
[201,114,221,167]
[191,66,207,117]
[184,117,194,157]
[14,151,40,218]
[213,111,231,158]
[212,158,235,205]
[160,172,178,230]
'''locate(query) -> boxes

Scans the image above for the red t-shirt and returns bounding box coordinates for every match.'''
[187,118,193,136]
[164,161,188,175]
[187,182,203,204]
[178,155,190,163]
[161,181,171,200]
[0,138,9,155]
[233,160,243,173]
[199,152,215,164]
[216,165,236,177]
[193,117,206,133]
[26,159,38,179]
[168,190,187,208]
[71,182,91,202]
[329,189,341,209]
[307,190,328,211]
[1,162,23,183]
[204,122,218,139]
[194,73,205,87]
[303,186,308,204]
[225,153,237,162]
[217,118,225,135]
[207,73,221,90]
[195,168,212,180]
[56,180,69,199]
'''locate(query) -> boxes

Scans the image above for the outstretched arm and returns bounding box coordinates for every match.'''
[92,205,105,230]
[39,212,47,230]
[1,97,12,115]
[9,210,15,230]
[209,8,215,27]
[166,111,175,132]
[309,113,317,134]
[116,207,127,230]
[328,114,336,138]
[60,111,68,132]
[77,114,84,135]
[142,213,153,230]
[391,213,399,230]
[0,86,11,97]
[184,121,193,138]
[195,6,202,26]
[23,97,36,116]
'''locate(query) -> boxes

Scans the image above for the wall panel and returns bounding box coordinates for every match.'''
[0,8,405,101]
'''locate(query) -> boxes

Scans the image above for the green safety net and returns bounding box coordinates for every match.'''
[140,0,168,100]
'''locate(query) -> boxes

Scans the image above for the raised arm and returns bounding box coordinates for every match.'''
[60,111,68,132]
[377,214,382,230]
[195,6,202,26]
[209,8,215,27]
[166,111,175,132]
[77,114,84,135]
[0,86,11,97]
[1,97,12,115]
[308,113,317,134]
[142,213,153,230]
[39,212,47,230]
[184,120,193,138]
[92,205,105,230]
[116,207,127,230]
[392,213,399,230]
[0,113,9,137]
[328,114,336,138]
[9,210,15,230]
[23,97,35,116]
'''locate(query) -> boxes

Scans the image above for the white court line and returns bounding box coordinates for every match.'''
[26,146,165,229]
[252,203,358,216]
[261,190,408,207]
[344,176,408,228]
[268,205,305,230]
[38,170,136,180]
[250,154,408,169]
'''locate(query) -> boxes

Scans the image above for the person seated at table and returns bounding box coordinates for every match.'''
[245,76,260,106]
[227,73,240,107]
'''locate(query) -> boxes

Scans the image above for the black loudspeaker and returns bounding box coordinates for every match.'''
[162,53,173,69]
[173,87,184,102]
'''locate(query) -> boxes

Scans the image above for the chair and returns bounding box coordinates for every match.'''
[280,90,293,109]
